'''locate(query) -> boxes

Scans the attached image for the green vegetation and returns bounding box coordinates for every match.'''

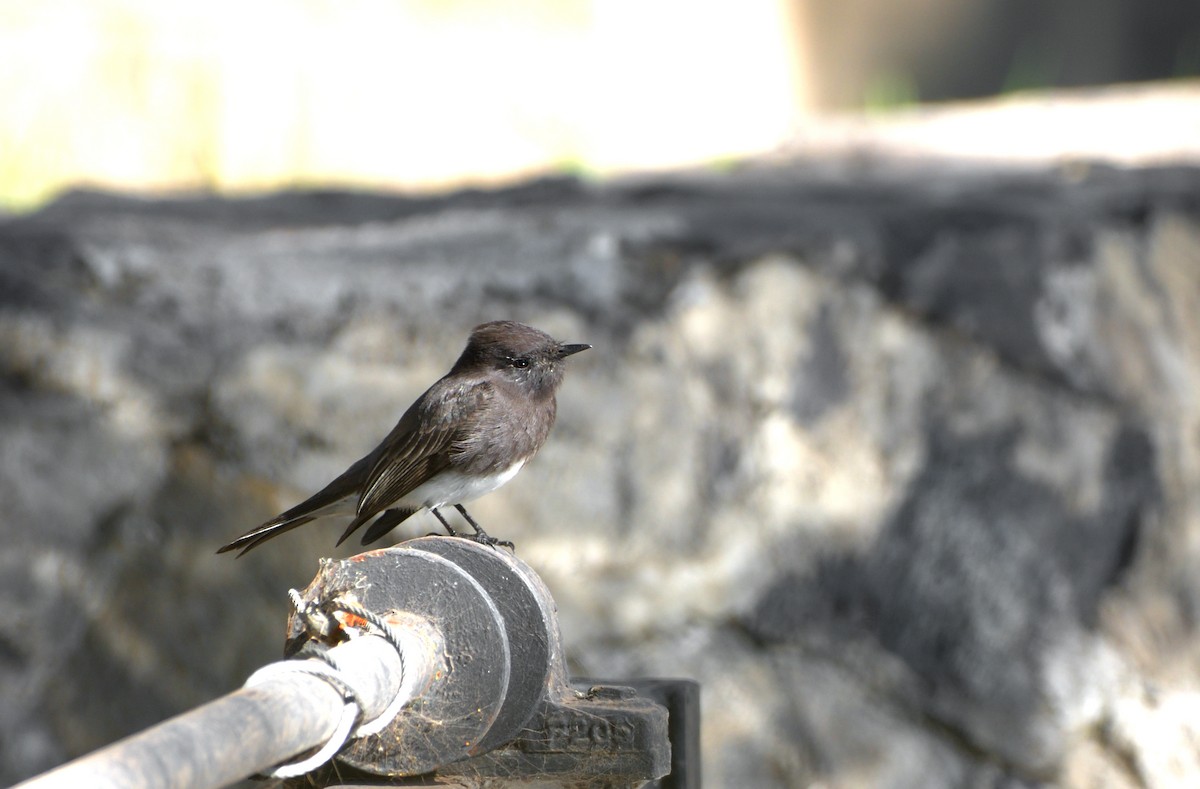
[863,70,919,112]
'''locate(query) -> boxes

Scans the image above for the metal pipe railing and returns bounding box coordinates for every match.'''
[14,538,681,788]
[15,634,405,789]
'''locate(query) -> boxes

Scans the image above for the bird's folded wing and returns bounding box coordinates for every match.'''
[354,380,495,521]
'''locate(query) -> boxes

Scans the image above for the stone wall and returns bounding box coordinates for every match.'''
[3,162,1200,786]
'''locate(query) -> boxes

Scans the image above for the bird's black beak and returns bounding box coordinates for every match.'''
[557,343,591,358]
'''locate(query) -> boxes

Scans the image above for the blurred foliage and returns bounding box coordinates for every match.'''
[0,0,801,213]
[863,71,920,112]
[1,1,1198,212]
[1001,39,1059,94]
[1176,31,1200,77]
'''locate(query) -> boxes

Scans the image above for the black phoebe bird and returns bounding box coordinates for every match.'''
[217,321,589,556]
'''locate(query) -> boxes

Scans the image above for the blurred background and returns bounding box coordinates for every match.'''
[4,2,1200,788]
[2,0,1199,210]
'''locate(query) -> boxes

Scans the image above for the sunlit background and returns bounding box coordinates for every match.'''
[2,0,1198,210]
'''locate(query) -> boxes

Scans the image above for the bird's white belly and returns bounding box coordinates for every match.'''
[399,459,526,510]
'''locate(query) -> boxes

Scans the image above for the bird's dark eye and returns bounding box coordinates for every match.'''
[509,357,530,369]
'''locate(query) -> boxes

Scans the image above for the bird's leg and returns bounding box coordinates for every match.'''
[454,504,514,549]
[430,507,461,538]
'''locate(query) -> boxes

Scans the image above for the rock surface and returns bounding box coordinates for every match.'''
[3,162,1200,787]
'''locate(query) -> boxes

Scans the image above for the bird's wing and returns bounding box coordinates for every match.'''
[218,378,496,555]
[347,378,495,534]
[354,507,419,546]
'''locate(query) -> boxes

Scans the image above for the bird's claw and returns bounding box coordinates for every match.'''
[426,527,512,550]
[469,529,515,551]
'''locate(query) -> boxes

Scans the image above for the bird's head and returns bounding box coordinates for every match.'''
[452,321,590,395]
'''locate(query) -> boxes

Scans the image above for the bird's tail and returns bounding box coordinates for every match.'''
[217,457,370,556]
[216,514,322,557]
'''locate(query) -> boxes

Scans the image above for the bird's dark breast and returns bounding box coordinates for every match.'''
[450,391,556,475]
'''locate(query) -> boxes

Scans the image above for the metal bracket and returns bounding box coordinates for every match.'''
[282,537,686,788]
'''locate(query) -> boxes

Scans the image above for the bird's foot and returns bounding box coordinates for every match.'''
[426,525,512,549]
[451,504,514,550]
[467,526,515,550]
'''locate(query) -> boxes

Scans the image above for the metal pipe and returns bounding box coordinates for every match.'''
[16,634,404,789]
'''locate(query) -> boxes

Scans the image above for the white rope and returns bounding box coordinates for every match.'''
[243,660,362,778]
[329,597,410,737]
[239,593,410,778]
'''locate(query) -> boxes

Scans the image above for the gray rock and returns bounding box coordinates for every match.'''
[3,164,1199,787]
